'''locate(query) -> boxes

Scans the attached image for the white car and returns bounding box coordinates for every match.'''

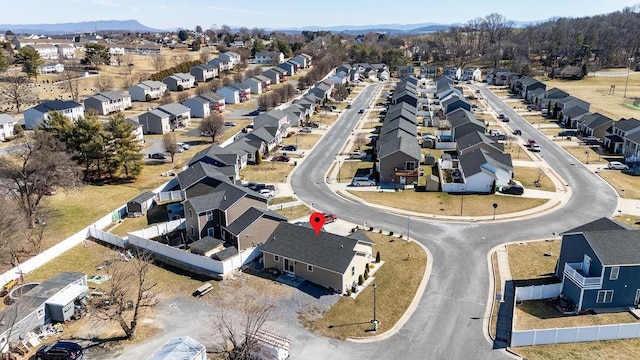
[530,144,541,152]
[258,189,275,198]
[176,142,190,150]
[607,161,628,170]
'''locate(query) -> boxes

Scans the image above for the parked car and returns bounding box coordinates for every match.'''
[498,114,505,120]
[36,341,84,360]
[348,152,366,160]
[251,183,276,192]
[224,121,237,126]
[272,154,291,162]
[501,116,510,122]
[309,121,320,128]
[176,142,190,150]
[174,145,185,153]
[500,185,524,195]
[259,189,275,198]
[351,178,376,187]
[248,109,260,116]
[558,130,578,137]
[323,213,337,223]
[150,152,167,160]
[513,129,522,136]
[300,127,312,133]
[346,104,352,109]
[529,144,541,152]
[358,109,364,114]
[282,145,297,151]
[607,161,629,170]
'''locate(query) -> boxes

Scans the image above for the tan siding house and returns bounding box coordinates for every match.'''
[261,223,374,293]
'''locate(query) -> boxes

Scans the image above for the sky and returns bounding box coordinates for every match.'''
[0,0,639,30]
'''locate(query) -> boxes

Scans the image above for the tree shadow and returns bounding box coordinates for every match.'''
[327,321,372,329]
[69,335,129,350]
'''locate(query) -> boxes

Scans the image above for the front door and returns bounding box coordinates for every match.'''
[635,289,640,306]
[283,258,295,274]
[582,255,591,275]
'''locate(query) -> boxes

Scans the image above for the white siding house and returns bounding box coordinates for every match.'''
[163,73,196,91]
[84,91,132,115]
[0,114,18,141]
[129,81,168,102]
[23,100,85,129]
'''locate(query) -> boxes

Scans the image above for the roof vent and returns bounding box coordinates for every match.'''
[340,244,344,248]
[223,196,227,201]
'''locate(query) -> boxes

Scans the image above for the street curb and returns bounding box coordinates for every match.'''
[347,234,433,343]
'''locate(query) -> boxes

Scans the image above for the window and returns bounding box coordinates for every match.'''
[307,265,313,272]
[207,228,214,237]
[274,255,279,262]
[405,161,416,170]
[610,266,620,280]
[37,307,45,319]
[191,226,195,237]
[596,290,614,303]
[352,266,355,276]
[206,210,213,221]
[189,209,193,218]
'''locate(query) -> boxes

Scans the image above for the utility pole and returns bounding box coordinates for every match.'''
[372,283,378,331]
[624,57,634,99]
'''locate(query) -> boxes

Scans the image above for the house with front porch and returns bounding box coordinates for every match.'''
[623,131,640,161]
[241,77,263,95]
[187,145,245,179]
[420,65,438,79]
[443,67,462,80]
[397,65,415,78]
[604,118,640,154]
[277,62,296,76]
[457,148,513,193]
[291,54,308,68]
[219,51,242,66]
[559,106,589,128]
[184,96,212,118]
[246,126,279,151]
[261,223,374,293]
[207,58,227,73]
[254,51,284,65]
[447,108,486,141]
[217,86,241,104]
[513,77,546,100]
[137,109,171,134]
[158,103,191,129]
[441,94,471,114]
[554,218,640,312]
[262,68,281,85]
[198,92,226,113]
[575,112,613,139]
[0,114,18,141]
[253,75,272,92]
[84,91,132,115]
[552,96,590,120]
[38,63,64,74]
[462,67,482,82]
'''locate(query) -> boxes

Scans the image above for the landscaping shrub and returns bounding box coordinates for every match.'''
[376,251,381,263]
[358,275,364,285]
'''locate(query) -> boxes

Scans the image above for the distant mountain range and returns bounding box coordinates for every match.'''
[0,20,159,34]
[0,19,549,35]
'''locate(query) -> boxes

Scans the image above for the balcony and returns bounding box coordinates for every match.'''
[563,262,603,290]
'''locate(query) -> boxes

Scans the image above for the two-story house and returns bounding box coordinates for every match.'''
[84,91,132,115]
[0,114,18,141]
[162,73,195,91]
[129,80,168,102]
[604,118,640,154]
[254,51,284,65]
[157,103,191,129]
[189,64,218,82]
[555,218,640,312]
[24,100,84,130]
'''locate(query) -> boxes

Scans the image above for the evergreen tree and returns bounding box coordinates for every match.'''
[84,43,110,68]
[0,50,8,73]
[105,113,144,180]
[14,47,43,80]
[70,112,106,181]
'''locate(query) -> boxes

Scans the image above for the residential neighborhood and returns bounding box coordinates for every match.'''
[0,4,639,360]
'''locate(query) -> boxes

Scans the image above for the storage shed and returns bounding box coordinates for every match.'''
[149,336,206,360]
[127,191,156,217]
[188,236,225,257]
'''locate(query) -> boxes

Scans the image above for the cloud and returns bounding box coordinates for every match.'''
[208,6,263,15]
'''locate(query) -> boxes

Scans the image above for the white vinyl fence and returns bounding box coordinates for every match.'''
[515,283,562,301]
[158,190,183,202]
[268,200,302,211]
[511,284,640,346]
[92,219,261,277]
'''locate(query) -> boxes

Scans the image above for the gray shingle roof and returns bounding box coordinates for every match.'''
[188,236,224,255]
[564,217,627,234]
[0,114,18,126]
[212,246,239,260]
[185,182,259,213]
[32,100,82,113]
[448,108,484,128]
[225,207,287,236]
[561,106,589,119]
[129,191,156,205]
[261,222,368,274]
[458,148,512,177]
[158,103,190,116]
[178,161,231,190]
[456,131,502,153]
[614,118,640,132]
[377,132,421,160]
[582,230,640,266]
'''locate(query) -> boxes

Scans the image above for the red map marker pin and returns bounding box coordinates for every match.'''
[309,212,325,235]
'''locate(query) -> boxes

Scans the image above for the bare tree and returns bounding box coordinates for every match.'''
[150,54,167,72]
[92,251,158,340]
[0,74,35,113]
[162,133,178,162]
[94,76,115,92]
[200,114,225,143]
[233,73,244,83]
[0,196,26,267]
[121,53,135,74]
[199,48,211,63]
[212,300,275,360]
[122,73,135,89]
[0,132,81,228]
[176,91,190,103]
[61,60,83,102]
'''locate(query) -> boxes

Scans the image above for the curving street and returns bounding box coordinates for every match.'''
[287,83,619,359]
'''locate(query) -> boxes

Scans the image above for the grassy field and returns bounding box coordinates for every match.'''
[515,339,640,360]
[239,162,294,183]
[269,196,297,206]
[280,134,321,150]
[513,166,556,192]
[541,74,640,120]
[561,145,608,164]
[507,240,560,281]
[598,171,640,199]
[505,143,535,161]
[515,300,638,330]
[338,161,374,183]
[614,214,640,228]
[303,232,427,339]
[273,204,312,220]
[347,191,548,216]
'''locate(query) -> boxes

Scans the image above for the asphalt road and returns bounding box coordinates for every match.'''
[288,82,619,359]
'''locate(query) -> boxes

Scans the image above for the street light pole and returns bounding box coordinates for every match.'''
[372,283,378,330]
[624,57,634,99]
[585,150,590,164]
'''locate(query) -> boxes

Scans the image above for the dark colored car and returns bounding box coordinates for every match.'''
[272,154,291,162]
[358,109,364,114]
[513,129,522,136]
[500,185,524,195]
[150,152,167,160]
[323,213,337,223]
[282,145,297,151]
[248,109,260,116]
[309,121,320,128]
[501,117,510,122]
[498,114,505,119]
[36,341,84,360]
